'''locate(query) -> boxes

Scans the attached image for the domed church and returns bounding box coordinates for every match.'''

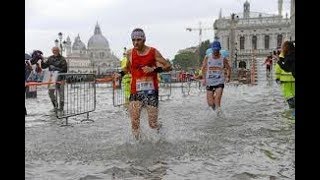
[65,22,119,74]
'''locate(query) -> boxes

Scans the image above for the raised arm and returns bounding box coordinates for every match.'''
[154,49,172,72]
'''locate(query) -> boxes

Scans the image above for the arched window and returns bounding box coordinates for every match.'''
[240,36,245,50]
[277,34,283,48]
[252,35,257,50]
[239,61,246,69]
[265,35,270,49]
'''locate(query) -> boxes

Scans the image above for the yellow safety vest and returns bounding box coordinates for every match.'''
[120,57,128,70]
[120,56,131,83]
[275,63,295,82]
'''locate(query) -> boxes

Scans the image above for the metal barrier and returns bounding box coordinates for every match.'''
[112,79,128,107]
[195,80,205,93]
[159,73,172,100]
[181,77,191,95]
[55,73,96,126]
[181,79,205,96]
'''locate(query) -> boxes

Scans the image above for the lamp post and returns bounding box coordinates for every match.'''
[55,32,67,56]
[229,13,239,70]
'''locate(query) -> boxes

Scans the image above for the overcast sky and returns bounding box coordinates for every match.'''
[25,0,291,60]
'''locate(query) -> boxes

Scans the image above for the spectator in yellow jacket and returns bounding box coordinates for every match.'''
[120,52,131,105]
[275,45,295,117]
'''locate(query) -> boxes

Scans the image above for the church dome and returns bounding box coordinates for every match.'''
[72,34,86,50]
[87,23,109,50]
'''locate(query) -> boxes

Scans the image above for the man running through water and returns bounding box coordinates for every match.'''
[119,28,172,139]
[199,39,231,116]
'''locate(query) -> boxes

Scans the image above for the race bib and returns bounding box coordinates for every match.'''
[206,70,224,86]
[208,71,221,79]
[207,70,221,79]
[136,78,154,92]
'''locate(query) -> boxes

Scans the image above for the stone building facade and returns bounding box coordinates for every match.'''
[213,0,291,69]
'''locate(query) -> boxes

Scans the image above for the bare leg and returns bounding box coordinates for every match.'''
[214,87,225,117]
[214,87,223,108]
[206,90,215,110]
[146,105,159,130]
[129,101,143,139]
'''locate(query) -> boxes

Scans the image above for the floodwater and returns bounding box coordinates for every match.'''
[25,65,295,179]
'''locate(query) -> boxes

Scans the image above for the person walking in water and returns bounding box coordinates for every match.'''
[119,28,172,139]
[198,39,231,116]
[41,47,68,111]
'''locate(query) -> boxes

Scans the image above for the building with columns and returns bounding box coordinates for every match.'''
[213,0,291,69]
[64,22,119,74]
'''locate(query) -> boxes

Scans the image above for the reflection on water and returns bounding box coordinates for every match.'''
[25,82,295,179]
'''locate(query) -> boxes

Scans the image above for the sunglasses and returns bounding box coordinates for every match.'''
[132,38,143,42]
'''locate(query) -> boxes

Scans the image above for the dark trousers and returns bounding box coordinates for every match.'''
[48,84,64,109]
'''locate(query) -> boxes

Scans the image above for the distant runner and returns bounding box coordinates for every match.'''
[198,39,231,116]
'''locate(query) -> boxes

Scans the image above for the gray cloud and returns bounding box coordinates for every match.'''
[26,0,291,59]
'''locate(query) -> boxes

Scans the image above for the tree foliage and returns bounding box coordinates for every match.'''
[172,39,211,70]
[172,51,197,70]
[199,40,211,63]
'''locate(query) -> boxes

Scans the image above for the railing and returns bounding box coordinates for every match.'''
[55,73,96,126]
[25,72,97,126]
[159,73,172,101]
[181,78,205,96]
[238,49,273,55]
[112,78,128,107]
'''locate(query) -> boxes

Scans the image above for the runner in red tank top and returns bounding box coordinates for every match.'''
[119,28,172,139]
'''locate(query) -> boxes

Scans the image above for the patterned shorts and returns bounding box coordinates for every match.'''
[129,90,159,107]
